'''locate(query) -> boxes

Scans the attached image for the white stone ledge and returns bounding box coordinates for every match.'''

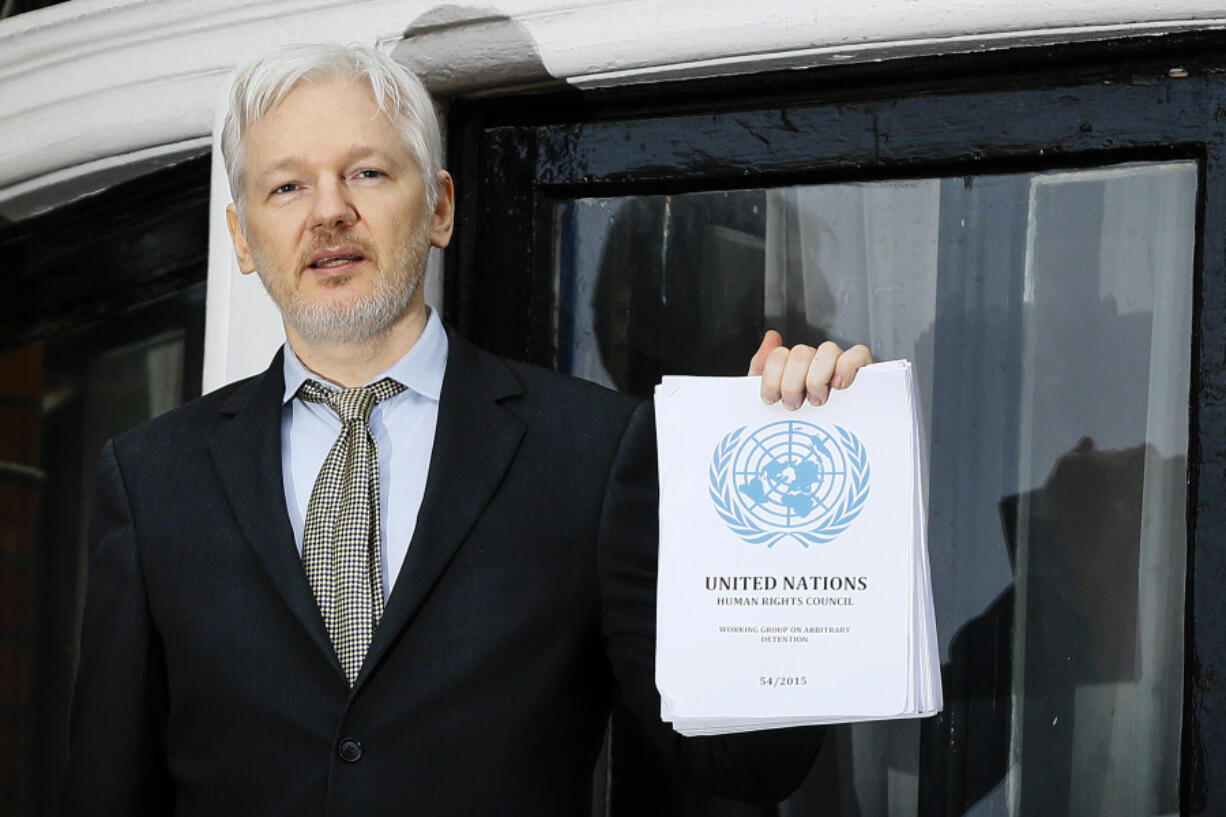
[3,0,1226,194]
[3,0,1222,389]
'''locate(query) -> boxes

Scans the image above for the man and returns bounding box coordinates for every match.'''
[61,43,871,815]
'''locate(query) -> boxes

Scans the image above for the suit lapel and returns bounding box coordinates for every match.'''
[208,351,342,676]
[356,332,525,689]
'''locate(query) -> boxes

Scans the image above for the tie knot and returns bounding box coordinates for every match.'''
[298,378,406,424]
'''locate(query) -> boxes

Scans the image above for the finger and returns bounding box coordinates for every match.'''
[804,341,843,405]
[748,329,783,375]
[759,346,790,404]
[831,344,874,389]
[779,345,818,410]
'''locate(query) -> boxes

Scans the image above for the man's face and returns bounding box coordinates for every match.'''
[226,78,453,344]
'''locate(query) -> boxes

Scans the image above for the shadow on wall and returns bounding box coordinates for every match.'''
[395,6,555,96]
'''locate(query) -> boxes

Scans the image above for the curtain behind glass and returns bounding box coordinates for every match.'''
[767,163,1192,817]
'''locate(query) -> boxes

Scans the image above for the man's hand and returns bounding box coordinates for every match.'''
[748,330,873,409]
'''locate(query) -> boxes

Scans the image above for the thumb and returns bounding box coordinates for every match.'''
[748,330,783,375]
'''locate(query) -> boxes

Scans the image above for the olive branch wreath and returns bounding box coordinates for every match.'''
[709,424,871,548]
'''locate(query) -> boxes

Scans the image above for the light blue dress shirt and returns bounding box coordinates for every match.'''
[280,308,448,600]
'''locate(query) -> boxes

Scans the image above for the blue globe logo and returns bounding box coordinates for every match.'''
[735,422,848,526]
[709,421,870,547]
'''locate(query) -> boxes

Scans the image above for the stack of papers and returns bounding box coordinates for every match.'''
[654,361,941,735]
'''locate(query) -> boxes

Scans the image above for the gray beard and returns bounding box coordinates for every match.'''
[254,228,430,345]
[270,262,425,344]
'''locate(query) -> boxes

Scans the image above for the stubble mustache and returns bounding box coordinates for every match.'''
[297,230,378,276]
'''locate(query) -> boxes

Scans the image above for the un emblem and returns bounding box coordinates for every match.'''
[709,421,870,547]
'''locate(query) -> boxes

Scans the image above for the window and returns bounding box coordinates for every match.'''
[0,156,209,815]
[0,1,73,21]
[450,36,1222,816]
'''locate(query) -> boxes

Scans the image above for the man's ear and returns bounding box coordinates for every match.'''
[226,203,257,275]
[429,171,455,249]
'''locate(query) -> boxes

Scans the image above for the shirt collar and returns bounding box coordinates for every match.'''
[281,306,449,405]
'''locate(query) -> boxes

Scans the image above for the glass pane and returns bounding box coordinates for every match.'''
[554,161,1194,817]
[0,283,204,816]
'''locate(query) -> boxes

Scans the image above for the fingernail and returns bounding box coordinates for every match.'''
[831,374,845,389]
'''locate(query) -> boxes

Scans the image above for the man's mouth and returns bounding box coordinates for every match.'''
[307,247,368,271]
[311,254,365,268]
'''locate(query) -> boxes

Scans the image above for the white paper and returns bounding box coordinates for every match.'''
[654,360,942,735]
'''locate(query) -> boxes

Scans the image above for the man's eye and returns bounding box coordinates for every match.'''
[355,169,384,179]
[272,183,298,195]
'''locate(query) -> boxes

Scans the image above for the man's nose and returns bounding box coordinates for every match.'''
[310,180,358,230]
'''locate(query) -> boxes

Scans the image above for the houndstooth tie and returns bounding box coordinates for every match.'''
[297,377,405,685]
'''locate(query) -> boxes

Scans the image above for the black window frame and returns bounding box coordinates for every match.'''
[0,153,212,355]
[447,31,1226,816]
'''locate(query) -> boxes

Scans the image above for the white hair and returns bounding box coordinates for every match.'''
[221,42,442,211]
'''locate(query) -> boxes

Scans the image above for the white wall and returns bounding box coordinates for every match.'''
[2,0,1225,388]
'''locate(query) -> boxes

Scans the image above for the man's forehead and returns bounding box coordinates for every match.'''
[249,78,394,138]
[243,79,409,177]
[269,74,379,108]
[256,145,401,175]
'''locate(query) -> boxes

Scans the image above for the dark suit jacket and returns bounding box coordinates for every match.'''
[61,330,820,816]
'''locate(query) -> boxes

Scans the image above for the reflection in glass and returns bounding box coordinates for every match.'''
[0,284,204,815]
[555,161,1194,817]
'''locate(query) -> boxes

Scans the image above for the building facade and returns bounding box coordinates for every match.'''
[1,1,1223,815]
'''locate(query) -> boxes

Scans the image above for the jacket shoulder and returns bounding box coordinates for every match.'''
[110,370,266,454]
